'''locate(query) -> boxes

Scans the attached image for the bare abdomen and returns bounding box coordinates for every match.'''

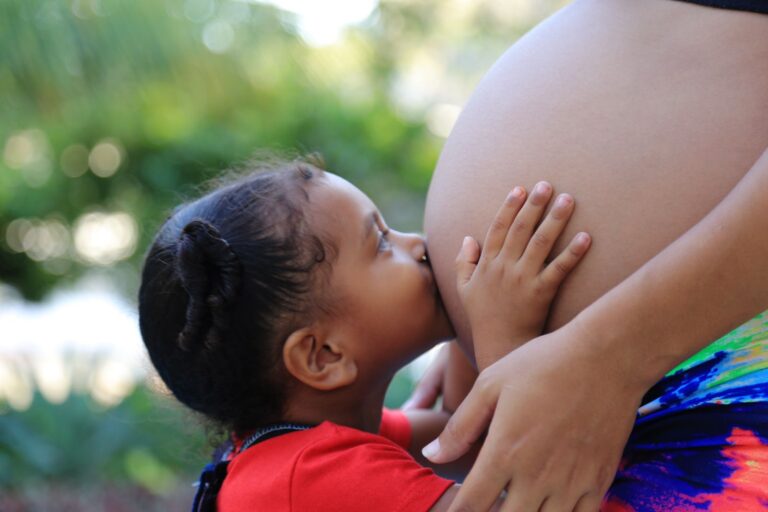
[424,0,768,354]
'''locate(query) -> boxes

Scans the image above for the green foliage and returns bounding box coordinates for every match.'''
[0,386,208,490]
[384,367,418,409]
[0,0,445,300]
[0,0,558,501]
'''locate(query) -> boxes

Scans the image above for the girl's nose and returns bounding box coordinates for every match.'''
[393,230,427,261]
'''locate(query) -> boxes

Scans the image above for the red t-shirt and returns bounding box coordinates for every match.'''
[218,409,453,511]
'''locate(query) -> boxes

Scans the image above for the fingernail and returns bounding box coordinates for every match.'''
[577,232,590,244]
[556,194,572,208]
[422,439,440,459]
[510,186,524,199]
[462,236,472,249]
[535,182,551,194]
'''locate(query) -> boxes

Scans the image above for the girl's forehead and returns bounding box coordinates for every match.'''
[314,172,375,210]
[307,172,378,251]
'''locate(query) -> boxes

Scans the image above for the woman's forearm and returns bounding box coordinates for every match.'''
[574,147,768,392]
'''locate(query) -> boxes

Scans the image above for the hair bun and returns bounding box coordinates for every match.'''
[176,219,242,351]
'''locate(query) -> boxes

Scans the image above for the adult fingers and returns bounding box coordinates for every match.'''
[446,446,511,512]
[538,488,586,512]
[501,480,547,512]
[481,187,527,261]
[422,373,498,464]
[455,236,481,289]
[501,181,553,260]
[519,193,574,271]
[539,232,591,288]
[572,492,603,512]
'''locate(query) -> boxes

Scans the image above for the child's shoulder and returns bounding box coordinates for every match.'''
[222,421,409,492]
[231,420,408,469]
[219,421,451,512]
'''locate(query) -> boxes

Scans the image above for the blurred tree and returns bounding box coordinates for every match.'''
[0,386,208,487]
[0,0,438,300]
[0,0,561,503]
[0,0,562,300]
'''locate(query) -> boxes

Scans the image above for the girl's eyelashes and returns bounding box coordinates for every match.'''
[377,227,391,251]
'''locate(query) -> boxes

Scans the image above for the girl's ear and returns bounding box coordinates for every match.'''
[283,327,358,391]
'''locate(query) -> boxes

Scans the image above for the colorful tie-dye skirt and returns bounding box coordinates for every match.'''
[602,311,768,511]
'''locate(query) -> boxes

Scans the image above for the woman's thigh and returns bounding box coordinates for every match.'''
[599,311,768,510]
[424,0,768,350]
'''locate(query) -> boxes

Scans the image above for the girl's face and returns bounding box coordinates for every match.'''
[307,171,453,380]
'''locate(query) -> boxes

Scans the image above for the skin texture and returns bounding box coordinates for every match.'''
[454,184,590,371]
[425,178,590,511]
[421,1,768,510]
[280,170,592,509]
[427,146,768,512]
[425,0,768,356]
[282,170,453,433]
[310,173,453,377]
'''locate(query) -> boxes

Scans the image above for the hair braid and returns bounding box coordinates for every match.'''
[176,219,242,351]
[139,157,335,434]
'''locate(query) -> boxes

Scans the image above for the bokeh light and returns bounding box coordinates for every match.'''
[184,0,215,23]
[5,218,70,262]
[3,129,53,187]
[0,359,34,411]
[203,19,235,53]
[263,0,379,46]
[60,144,90,177]
[73,212,138,265]
[89,358,136,407]
[88,139,123,178]
[426,103,461,138]
[31,354,71,405]
[0,278,147,411]
[0,0,563,505]
[5,218,32,253]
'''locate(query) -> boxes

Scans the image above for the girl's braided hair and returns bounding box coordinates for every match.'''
[138,156,334,435]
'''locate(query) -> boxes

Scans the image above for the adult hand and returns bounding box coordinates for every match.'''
[423,320,644,512]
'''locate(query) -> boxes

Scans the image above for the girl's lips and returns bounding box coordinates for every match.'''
[420,261,435,289]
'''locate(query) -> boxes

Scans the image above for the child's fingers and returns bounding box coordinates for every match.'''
[519,193,575,270]
[455,236,481,288]
[539,232,591,287]
[481,187,526,261]
[402,343,450,411]
[501,181,553,260]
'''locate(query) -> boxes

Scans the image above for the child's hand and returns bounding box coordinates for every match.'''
[456,182,591,370]
[402,341,477,415]
[402,342,450,412]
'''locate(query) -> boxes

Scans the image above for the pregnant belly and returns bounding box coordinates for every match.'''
[424,0,768,354]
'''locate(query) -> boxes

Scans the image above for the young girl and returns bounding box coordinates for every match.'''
[137,155,591,511]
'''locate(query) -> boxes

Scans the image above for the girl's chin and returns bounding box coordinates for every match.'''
[436,309,455,341]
